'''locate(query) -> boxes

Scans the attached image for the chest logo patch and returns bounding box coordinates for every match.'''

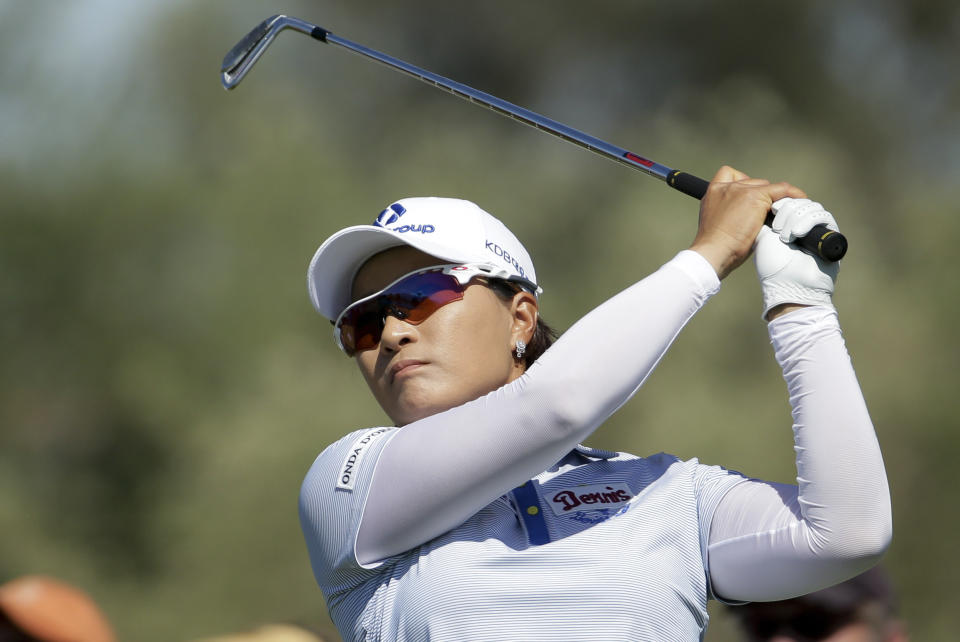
[546,482,633,516]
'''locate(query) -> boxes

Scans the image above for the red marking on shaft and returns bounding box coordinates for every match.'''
[624,152,654,167]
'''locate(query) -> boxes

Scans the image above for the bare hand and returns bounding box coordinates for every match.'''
[688,166,806,279]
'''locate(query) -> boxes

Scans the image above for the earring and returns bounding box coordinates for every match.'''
[514,340,527,360]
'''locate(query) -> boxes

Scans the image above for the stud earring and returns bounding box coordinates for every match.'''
[514,340,527,360]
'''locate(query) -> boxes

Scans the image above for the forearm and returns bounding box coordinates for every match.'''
[356,251,720,564]
[523,250,720,430]
[707,306,891,601]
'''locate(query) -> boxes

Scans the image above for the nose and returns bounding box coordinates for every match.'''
[378,313,418,352]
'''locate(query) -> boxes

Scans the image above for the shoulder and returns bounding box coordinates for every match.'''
[298,426,400,592]
[573,445,681,465]
[565,447,687,476]
[608,452,746,493]
[639,452,745,478]
[302,426,398,496]
[558,449,688,492]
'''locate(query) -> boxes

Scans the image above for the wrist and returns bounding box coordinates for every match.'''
[765,303,809,322]
[759,280,834,320]
[689,242,740,280]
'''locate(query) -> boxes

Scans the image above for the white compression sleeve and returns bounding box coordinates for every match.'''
[706,306,892,602]
[355,251,720,565]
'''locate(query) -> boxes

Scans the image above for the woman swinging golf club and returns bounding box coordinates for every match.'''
[298,166,891,640]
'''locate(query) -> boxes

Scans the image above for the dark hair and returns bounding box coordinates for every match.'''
[486,279,558,367]
[729,566,900,641]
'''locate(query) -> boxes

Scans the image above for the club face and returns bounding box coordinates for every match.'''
[221,15,323,90]
[221,15,294,90]
[222,15,278,72]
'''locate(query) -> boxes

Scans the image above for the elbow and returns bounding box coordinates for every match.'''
[805,470,894,565]
[863,510,894,561]
[529,403,586,447]
[817,505,893,567]
[532,383,599,444]
[853,491,894,561]
[845,522,892,569]
[834,526,892,584]
[516,347,624,444]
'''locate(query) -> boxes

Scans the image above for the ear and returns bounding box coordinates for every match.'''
[508,291,538,346]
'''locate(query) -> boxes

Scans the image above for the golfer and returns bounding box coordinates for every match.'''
[298,166,891,641]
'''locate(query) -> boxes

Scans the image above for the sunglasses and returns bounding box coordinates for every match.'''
[334,263,540,356]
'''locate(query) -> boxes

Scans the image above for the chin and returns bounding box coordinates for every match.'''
[386,381,498,426]
[389,389,467,426]
[392,401,451,426]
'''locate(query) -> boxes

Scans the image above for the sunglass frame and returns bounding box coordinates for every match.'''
[333,263,540,355]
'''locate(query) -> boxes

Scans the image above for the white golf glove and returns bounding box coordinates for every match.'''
[753,198,840,320]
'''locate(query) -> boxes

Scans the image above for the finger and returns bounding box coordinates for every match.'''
[737,177,773,187]
[711,165,751,184]
[766,181,808,201]
[779,202,837,240]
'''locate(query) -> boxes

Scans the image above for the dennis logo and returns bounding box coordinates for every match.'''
[546,482,633,516]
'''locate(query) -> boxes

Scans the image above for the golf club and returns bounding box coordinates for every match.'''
[221,15,847,262]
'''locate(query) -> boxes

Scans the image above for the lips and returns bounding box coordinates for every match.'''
[390,359,428,382]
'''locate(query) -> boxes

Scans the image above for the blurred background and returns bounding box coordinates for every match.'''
[1,0,957,639]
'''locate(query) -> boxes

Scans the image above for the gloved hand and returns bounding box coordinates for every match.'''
[753,198,840,320]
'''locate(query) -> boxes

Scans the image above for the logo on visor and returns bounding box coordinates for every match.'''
[485,240,528,278]
[373,203,435,234]
[373,203,406,227]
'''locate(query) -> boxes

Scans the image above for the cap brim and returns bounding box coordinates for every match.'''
[307,225,491,320]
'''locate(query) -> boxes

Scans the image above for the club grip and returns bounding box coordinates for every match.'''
[667,170,710,199]
[666,170,847,262]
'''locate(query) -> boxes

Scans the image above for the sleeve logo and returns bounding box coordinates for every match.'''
[336,427,394,491]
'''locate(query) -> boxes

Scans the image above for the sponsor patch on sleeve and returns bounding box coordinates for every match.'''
[336,427,394,491]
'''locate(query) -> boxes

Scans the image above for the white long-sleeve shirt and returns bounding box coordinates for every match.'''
[299,250,891,641]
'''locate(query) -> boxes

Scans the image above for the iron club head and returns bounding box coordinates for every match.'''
[221,15,328,90]
[218,15,847,260]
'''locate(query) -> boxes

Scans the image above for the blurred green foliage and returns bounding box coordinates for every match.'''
[1,1,957,639]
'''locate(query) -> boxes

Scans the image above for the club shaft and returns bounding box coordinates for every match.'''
[323,32,846,261]
[222,16,848,262]
[325,33,675,182]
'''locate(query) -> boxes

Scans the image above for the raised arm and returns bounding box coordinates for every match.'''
[707,307,891,601]
[351,168,806,565]
[706,199,891,602]
[354,250,719,564]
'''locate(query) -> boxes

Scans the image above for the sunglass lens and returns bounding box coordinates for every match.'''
[386,274,463,323]
[338,271,468,356]
[339,304,383,355]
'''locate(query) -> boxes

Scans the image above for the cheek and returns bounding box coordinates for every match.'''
[353,291,517,425]
[432,299,514,377]
[355,352,388,401]
[356,353,375,382]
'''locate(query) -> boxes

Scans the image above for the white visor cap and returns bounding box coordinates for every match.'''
[307,197,539,320]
